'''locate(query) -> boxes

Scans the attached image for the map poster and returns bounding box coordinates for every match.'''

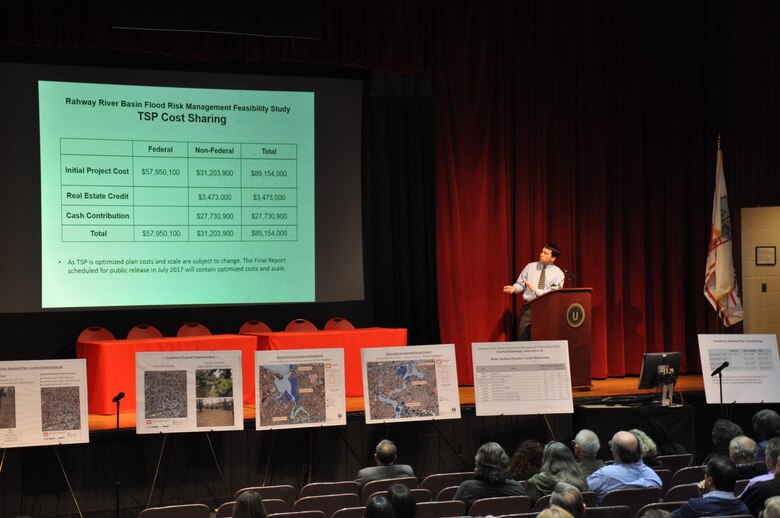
[0,359,89,448]
[698,334,780,404]
[472,341,574,416]
[135,351,244,434]
[255,348,346,430]
[361,344,461,424]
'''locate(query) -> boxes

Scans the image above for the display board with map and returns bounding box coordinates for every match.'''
[255,348,346,430]
[361,344,461,424]
[0,359,89,448]
[135,350,244,434]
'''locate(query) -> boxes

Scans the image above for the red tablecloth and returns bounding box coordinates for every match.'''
[77,334,257,415]
[247,328,407,397]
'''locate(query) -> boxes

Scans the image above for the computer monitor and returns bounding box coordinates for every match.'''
[638,352,681,406]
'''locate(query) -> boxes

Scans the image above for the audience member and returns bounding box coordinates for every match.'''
[704,419,743,463]
[646,418,687,456]
[639,510,672,518]
[586,431,661,503]
[387,483,416,518]
[740,454,780,517]
[740,437,780,495]
[729,435,764,479]
[752,409,780,462]
[764,496,780,518]
[232,491,268,518]
[355,440,416,488]
[670,456,749,518]
[364,495,396,518]
[550,481,585,518]
[537,506,574,518]
[454,442,526,510]
[509,439,545,481]
[572,429,605,477]
[631,429,663,469]
[526,441,588,504]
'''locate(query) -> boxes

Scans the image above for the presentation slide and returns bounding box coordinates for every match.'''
[361,344,461,424]
[0,359,89,448]
[472,341,573,416]
[135,350,244,434]
[255,348,346,430]
[698,334,780,404]
[0,62,364,312]
[40,81,314,308]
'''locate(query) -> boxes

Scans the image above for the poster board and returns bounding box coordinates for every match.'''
[135,350,244,434]
[472,341,574,416]
[0,359,89,448]
[255,348,346,430]
[361,344,461,424]
[698,334,780,404]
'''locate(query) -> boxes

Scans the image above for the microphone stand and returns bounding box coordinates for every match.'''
[717,369,724,419]
[113,393,123,518]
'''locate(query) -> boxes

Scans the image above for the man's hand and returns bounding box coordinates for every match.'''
[502,285,517,294]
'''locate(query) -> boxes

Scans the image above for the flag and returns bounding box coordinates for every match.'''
[704,142,744,326]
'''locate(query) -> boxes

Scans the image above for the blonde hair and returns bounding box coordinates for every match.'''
[630,429,658,458]
[538,506,575,518]
[764,496,780,518]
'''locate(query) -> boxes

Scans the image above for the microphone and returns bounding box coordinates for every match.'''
[562,269,578,280]
[711,361,729,376]
[112,391,125,403]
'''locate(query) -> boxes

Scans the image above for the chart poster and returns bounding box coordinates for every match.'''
[0,359,89,448]
[361,344,461,424]
[255,348,345,430]
[135,351,244,434]
[472,341,574,416]
[698,334,780,404]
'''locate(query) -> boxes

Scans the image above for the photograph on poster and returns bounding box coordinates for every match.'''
[255,348,345,430]
[698,334,780,404]
[361,344,461,425]
[0,359,89,448]
[136,351,244,434]
[471,341,574,416]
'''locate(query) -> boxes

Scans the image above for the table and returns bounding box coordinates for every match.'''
[246,328,407,397]
[77,334,257,414]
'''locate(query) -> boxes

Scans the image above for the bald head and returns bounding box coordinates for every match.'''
[611,431,642,464]
[729,435,758,464]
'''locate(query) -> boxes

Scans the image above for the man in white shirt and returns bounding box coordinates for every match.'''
[503,243,565,340]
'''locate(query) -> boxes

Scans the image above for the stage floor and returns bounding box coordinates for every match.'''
[89,374,705,432]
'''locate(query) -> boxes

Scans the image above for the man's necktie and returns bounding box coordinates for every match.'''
[537,267,546,289]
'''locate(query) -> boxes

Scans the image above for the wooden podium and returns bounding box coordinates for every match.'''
[527,288,592,389]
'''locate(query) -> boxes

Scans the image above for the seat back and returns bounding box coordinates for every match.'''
[435,486,459,501]
[235,485,296,510]
[654,468,672,492]
[656,453,693,474]
[78,326,115,342]
[215,501,235,518]
[663,483,700,502]
[324,317,355,330]
[415,500,466,518]
[420,472,474,501]
[668,465,705,488]
[582,505,631,518]
[177,322,211,337]
[239,320,272,334]
[636,501,686,517]
[733,478,750,496]
[127,324,163,339]
[293,493,361,518]
[366,488,432,505]
[138,503,211,518]
[469,495,532,516]
[582,492,598,508]
[330,507,365,518]
[600,487,662,518]
[361,476,419,504]
[533,494,551,512]
[270,511,327,518]
[299,481,360,499]
[285,318,318,332]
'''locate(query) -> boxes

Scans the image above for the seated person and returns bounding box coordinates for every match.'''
[355,440,415,488]
[572,429,605,477]
[454,442,526,511]
[550,481,585,518]
[703,419,743,464]
[752,409,780,462]
[670,457,749,518]
[740,437,780,495]
[729,435,765,479]
[586,431,661,503]
[740,455,780,516]
[631,429,663,469]
[509,439,545,481]
[525,441,588,504]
